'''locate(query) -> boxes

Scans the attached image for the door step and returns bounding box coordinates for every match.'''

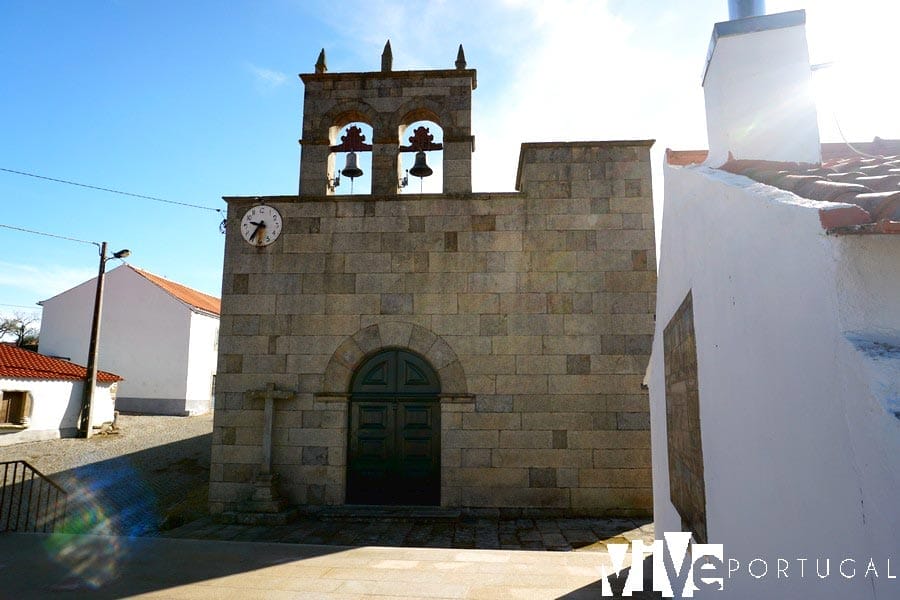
[306,505,461,522]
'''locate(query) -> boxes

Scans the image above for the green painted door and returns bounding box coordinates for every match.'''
[347,349,440,505]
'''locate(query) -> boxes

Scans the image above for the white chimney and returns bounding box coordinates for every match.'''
[702,10,821,166]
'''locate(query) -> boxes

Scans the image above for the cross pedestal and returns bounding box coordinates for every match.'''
[234,383,297,522]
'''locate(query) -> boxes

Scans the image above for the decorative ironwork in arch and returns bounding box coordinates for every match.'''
[398,126,443,154]
[330,125,373,153]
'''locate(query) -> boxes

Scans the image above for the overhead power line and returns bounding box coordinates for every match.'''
[0,223,98,246]
[832,116,882,159]
[0,167,222,213]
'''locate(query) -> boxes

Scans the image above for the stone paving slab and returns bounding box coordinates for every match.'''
[0,532,661,599]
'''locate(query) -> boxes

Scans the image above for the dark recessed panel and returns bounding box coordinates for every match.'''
[400,404,432,428]
[359,405,389,429]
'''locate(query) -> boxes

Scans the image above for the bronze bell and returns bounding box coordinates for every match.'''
[409,150,433,178]
[341,152,363,179]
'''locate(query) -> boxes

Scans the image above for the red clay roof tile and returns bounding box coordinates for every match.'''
[129,267,220,316]
[855,175,900,192]
[666,140,900,234]
[0,344,122,382]
[665,149,709,166]
[720,154,900,234]
[821,138,900,162]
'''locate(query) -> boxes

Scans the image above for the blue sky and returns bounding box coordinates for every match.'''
[1,0,897,329]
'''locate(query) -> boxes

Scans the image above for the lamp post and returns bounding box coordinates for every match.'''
[78,242,130,438]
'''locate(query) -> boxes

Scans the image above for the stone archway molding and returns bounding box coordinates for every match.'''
[318,322,469,400]
[314,99,381,141]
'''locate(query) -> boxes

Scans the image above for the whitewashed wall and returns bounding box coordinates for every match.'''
[0,378,116,446]
[40,266,201,415]
[650,163,900,599]
[38,275,95,366]
[184,311,218,415]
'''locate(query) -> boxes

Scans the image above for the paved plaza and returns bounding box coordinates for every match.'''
[0,414,661,597]
[0,513,660,598]
[0,531,659,599]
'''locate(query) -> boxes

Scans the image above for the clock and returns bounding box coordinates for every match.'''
[240,205,283,246]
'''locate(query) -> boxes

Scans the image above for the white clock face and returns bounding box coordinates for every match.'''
[240,205,282,246]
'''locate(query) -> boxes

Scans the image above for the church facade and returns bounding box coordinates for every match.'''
[210,46,656,517]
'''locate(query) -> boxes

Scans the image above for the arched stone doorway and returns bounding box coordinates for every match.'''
[346,349,441,506]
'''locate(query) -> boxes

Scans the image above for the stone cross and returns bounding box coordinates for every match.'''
[239,383,296,516]
[248,383,294,476]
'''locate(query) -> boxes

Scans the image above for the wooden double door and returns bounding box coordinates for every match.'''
[347,349,441,506]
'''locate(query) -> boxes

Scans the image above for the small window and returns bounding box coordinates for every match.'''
[0,391,30,426]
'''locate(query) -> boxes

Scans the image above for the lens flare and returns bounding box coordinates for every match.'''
[41,460,160,589]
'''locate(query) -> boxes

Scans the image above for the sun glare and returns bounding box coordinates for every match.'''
[800,0,899,144]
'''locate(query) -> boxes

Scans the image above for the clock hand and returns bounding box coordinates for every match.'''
[249,220,266,242]
[252,221,269,245]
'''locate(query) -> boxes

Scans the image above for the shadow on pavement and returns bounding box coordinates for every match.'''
[0,432,357,599]
[50,432,211,537]
[1,428,661,597]
[0,532,352,599]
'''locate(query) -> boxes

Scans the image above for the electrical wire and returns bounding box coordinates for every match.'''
[811,62,884,162]
[0,223,98,246]
[0,167,222,213]
[832,116,882,160]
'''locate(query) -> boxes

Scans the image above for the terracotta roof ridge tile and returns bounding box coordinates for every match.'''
[665,148,709,166]
[720,156,900,234]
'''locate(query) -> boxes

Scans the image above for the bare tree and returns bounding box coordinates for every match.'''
[0,312,40,348]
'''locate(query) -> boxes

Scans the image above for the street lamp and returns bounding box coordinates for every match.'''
[78,242,130,438]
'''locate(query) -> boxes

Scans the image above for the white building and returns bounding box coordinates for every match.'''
[39,265,220,416]
[0,343,120,445]
[650,10,900,600]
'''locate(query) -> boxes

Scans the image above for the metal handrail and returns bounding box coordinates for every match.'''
[0,460,67,533]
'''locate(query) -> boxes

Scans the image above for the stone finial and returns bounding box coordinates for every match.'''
[381,40,393,72]
[315,48,327,74]
[455,44,467,69]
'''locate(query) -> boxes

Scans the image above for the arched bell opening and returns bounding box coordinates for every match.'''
[328,120,373,195]
[398,120,443,194]
[346,348,441,506]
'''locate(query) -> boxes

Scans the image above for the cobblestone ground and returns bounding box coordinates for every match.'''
[0,413,213,536]
[167,513,655,553]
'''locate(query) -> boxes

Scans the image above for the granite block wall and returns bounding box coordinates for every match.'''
[210,139,656,516]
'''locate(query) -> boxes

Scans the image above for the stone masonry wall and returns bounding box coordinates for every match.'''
[211,139,655,516]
